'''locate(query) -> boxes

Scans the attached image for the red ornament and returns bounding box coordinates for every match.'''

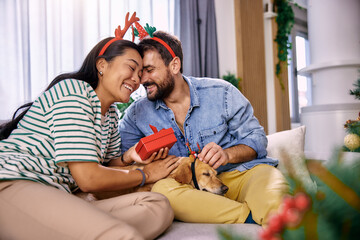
[283,195,295,209]
[294,193,310,211]
[259,229,273,240]
[268,214,284,233]
[283,208,300,224]
[270,236,282,240]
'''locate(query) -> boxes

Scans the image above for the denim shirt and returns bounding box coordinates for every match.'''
[119,76,278,173]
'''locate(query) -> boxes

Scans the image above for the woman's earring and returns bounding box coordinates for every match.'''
[99,71,103,76]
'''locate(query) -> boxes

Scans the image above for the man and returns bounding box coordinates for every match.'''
[119,31,288,225]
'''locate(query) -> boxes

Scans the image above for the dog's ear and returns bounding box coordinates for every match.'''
[173,161,192,184]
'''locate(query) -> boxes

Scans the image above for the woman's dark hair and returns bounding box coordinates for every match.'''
[0,38,142,140]
[139,31,183,73]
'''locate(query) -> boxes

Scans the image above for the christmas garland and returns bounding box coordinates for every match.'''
[274,0,294,90]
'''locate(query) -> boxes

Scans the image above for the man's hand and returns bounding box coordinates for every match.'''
[143,155,180,183]
[197,142,229,169]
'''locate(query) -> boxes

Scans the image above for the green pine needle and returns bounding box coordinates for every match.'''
[274,0,295,91]
[349,78,360,100]
[221,72,242,91]
[116,97,135,119]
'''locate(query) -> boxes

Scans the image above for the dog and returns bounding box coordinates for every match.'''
[169,156,228,195]
[78,156,228,201]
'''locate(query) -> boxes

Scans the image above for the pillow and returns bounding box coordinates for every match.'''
[266,125,306,163]
[266,126,316,193]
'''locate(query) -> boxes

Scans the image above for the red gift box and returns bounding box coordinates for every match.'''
[135,125,177,160]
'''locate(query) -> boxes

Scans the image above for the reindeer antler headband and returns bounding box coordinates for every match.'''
[98,12,176,59]
[133,22,176,58]
[98,12,140,56]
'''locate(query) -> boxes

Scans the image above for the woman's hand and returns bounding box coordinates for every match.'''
[68,154,179,192]
[142,155,180,183]
[127,144,170,164]
[109,144,170,167]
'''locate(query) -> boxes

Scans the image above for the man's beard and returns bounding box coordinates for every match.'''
[145,70,175,101]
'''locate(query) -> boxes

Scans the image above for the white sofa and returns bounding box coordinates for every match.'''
[157,126,307,240]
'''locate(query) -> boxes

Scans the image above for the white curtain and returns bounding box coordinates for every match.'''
[0,0,176,120]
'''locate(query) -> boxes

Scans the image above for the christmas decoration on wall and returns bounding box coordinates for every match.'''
[274,0,294,90]
[273,0,305,91]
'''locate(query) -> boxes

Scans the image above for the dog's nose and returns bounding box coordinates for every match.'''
[221,185,229,194]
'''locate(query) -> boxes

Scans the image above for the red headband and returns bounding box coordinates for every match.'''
[134,23,176,58]
[98,12,140,57]
[151,37,176,58]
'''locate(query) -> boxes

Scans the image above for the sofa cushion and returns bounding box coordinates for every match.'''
[266,125,306,173]
[266,125,306,159]
[266,126,316,193]
[157,221,261,240]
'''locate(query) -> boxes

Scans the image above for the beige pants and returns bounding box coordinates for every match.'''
[0,180,173,240]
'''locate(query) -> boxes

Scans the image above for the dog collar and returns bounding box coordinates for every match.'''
[191,158,200,190]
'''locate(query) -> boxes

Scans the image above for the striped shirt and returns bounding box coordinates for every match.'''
[0,79,121,193]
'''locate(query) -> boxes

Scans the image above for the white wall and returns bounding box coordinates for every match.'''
[214,0,237,78]
[263,0,278,134]
[300,0,360,159]
[214,0,279,134]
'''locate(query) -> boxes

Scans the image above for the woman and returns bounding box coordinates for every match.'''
[0,26,178,239]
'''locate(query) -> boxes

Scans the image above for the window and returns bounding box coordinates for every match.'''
[288,4,311,124]
[0,0,176,120]
[295,35,311,113]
